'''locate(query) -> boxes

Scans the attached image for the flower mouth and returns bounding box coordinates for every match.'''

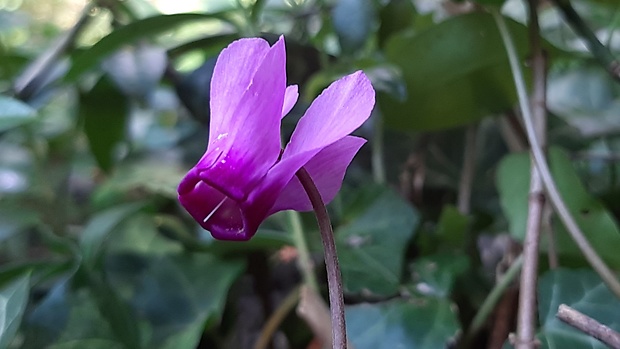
[179,176,247,240]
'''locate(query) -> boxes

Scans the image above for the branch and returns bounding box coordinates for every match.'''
[556,304,620,349]
[296,167,347,349]
[492,10,620,299]
[516,1,548,347]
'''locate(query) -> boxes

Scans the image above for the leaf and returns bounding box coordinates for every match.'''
[332,0,376,53]
[337,186,419,296]
[102,44,167,99]
[22,281,71,349]
[105,253,245,347]
[0,274,30,349]
[497,147,620,267]
[86,275,141,349]
[538,268,620,349]
[377,0,416,47]
[38,288,119,348]
[547,64,620,137]
[434,205,470,249]
[0,95,37,132]
[380,12,530,131]
[48,339,124,349]
[80,76,129,172]
[409,253,470,298]
[346,298,460,349]
[92,161,187,205]
[79,202,146,269]
[65,13,230,81]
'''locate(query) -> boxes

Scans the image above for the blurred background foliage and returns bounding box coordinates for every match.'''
[1,0,620,348]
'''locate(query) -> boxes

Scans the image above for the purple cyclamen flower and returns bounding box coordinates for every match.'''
[177,36,375,241]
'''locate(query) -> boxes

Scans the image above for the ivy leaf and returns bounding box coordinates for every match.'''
[0,274,31,349]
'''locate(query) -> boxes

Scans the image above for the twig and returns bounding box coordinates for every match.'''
[457,124,477,215]
[492,10,620,299]
[296,167,347,349]
[13,3,93,100]
[254,287,301,349]
[516,1,547,347]
[551,0,620,82]
[516,172,544,349]
[556,304,620,349]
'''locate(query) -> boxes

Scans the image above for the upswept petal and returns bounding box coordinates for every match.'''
[250,72,374,212]
[282,85,299,118]
[197,37,286,200]
[270,136,366,213]
[208,38,271,146]
[282,71,374,159]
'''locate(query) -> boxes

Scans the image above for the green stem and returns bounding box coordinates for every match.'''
[551,0,620,81]
[467,254,524,339]
[372,112,386,185]
[254,286,301,349]
[296,167,347,349]
[288,210,320,292]
[492,10,620,298]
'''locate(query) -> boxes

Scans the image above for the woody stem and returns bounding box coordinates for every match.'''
[296,167,347,349]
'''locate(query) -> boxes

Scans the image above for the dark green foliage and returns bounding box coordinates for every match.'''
[2,0,620,348]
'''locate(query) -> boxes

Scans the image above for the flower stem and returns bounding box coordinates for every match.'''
[296,167,347,349]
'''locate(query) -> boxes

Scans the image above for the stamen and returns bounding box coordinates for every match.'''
[204,197,227,223]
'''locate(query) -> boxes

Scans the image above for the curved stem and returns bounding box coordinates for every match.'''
[492,10,620,298]
[467,254,524,340]
[254,286,301,349]
[296,167,347,349]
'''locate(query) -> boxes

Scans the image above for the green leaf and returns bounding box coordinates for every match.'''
[22,281,71,349]
[0,95,36,132]
[80,76,129,172]
[92,161,187,205]
[106,253,245,347]
[346,298,460,349]
[435,205,470,249]
[41,288,120,348]
[538,269,620,348]
[409,253,470,298]
[0,274,30,349]
[48,339,124,349]
[337,186,419,296]
[79,202,146,269]
[377,0,416,47]
[332,0,376,53]
[65,13,229,81]
[86,274,141,349]
[547,65,620,137]
[380,12,530,131]
[497,147,620,267]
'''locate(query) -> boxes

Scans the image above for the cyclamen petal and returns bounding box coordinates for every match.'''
[270,136,366,213]
[282,85,299,118]
[177,36,375,241]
